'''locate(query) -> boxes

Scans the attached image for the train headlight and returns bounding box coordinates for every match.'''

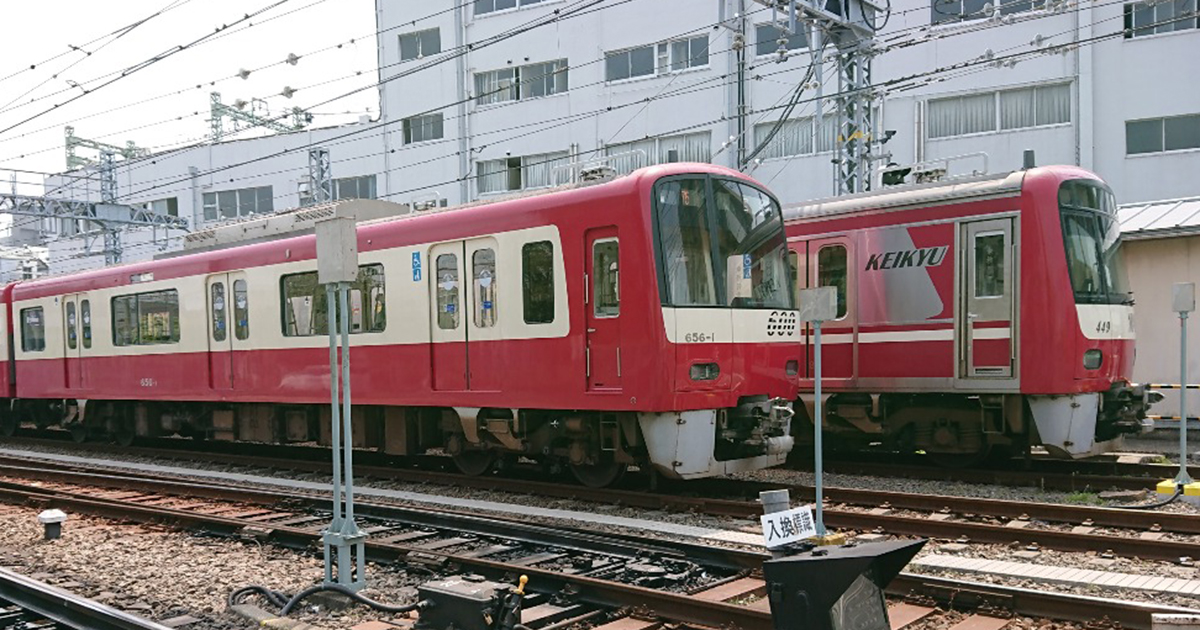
[1083,349,1103,370]
[690,362,720,381]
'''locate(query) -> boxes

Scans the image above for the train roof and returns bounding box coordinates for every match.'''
[781,165,1103,222]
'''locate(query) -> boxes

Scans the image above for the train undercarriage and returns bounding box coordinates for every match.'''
[792,383,1159,464]
[0,396,795,487]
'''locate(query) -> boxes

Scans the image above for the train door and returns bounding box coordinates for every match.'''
[787,241,809,379]
[430,243,468,391]
[807,238,855,382]
[960,219,1015,378]
[466,238,501,391]
[206,272,251,391]
[585,227,622,391]
[61,293,88,389]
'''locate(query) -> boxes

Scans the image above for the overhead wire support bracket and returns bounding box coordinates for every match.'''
[210,91,310,142]
[64,125,148,170]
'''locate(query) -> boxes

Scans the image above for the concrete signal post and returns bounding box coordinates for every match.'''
[315,212,368,591]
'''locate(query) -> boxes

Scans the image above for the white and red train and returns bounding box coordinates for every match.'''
[783,165,1157,462]
[0,163,800,486]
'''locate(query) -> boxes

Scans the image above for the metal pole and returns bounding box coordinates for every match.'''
[813,319,826,537]
[1179,311,1193,486]
[339,283,358,530]
[323,283,341,586]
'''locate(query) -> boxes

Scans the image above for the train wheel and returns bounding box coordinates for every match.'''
[570,460,626,488]
[0,412,16,437]
[69,423,88,444]
[452,451,495,477]
[112,423,135,447]
[927,446,992,468]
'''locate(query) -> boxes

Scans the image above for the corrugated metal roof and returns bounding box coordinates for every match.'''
[1119,196,1200,240]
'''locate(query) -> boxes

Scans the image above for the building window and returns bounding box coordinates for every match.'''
[402,113,444,144]
[474,0,544,17]
[1126,114,1200,154]
[141,197,179,217]
[112,290,181,346]
[399,28,440,61]
[932,0,1044,23]
[755,24,807,56]
[334,175,378,200]
[928,83,1070,139]
[1124,0,1198,37]
[281,264,385,337]
[605,36,710,82]
[522,241,555,324]
[20,307,45,352]
[475,59,568,105]
[473,248,497,328]
[202,186,273,221]
[476,151,570,195]
[752,116,838,159]
[605,131,712,174]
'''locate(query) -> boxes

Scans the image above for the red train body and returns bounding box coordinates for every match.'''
[784,165,1155,460]
[0,163,801,485]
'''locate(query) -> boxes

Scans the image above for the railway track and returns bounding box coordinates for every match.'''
[0,566,172,630]
[0,459,1193,630]
[0,441,1196,562]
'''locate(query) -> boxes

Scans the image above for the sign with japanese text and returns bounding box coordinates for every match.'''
[760,505,818,549]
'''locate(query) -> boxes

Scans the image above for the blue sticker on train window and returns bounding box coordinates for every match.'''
[412,252,422,281]
[483,300,493,309]
[445,303,456,313]
[743,254,752,279]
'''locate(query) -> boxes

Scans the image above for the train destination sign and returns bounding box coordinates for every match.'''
[760,505,818,548]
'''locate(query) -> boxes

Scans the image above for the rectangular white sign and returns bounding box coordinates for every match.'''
[760,505,818,549]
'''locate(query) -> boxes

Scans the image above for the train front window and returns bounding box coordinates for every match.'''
[656,176,793,309]
[1059,180,1131,305]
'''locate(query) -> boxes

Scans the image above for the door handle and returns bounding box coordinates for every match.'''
[587,328,597,333]
[967,313,979,319]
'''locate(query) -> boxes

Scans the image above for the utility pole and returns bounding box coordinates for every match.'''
[751,0,883,194]
[209,92,311,142]
[307,148,333,206]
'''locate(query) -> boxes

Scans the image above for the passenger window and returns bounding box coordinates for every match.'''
[234,279,250,340]
[817,245,848,319]
[593,239,619,317]
[112,290,181,346]
[281,265,385,336]
[81,300,91,349]
[211,282,227,342]
[65,302,77,350]
[522,241,555,324]
[20,307,45,352]
[473,248,497,328]
[974,233,1005,298]
[436,254,460,330]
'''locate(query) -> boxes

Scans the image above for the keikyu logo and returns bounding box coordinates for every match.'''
[864,246,949,271]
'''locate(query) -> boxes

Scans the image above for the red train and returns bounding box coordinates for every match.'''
[783,165,1157,462]
[0,163,800,486]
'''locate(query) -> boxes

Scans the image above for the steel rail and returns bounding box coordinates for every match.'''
[0,566,173,630]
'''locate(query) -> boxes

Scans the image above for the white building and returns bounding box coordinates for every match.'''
[37,0,1200,274]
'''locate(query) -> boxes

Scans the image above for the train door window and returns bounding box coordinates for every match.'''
[974,233,1006,298]
[593,239,619,317]
[436,254,460,330]
[473,248,497,328]
[233,280,250,340]
[65,301,77,350]
[20,307,45,352]
[522,241,555,324]
[81,300,91,349]
[817,245,848,319]
[211,282,227,342]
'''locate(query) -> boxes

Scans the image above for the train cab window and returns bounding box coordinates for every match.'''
[974,233,1005,298]
[522,241,555,324]
[281,264,386,336]
[473,248,497,328]
[593,239,620,317]
[81,300,91,349]
[817,245,848,319]
[65,302,77,350]
[21,307,45,352]
[436,254,460,330]
[211,282,228,342]
[112,290,181,346]
[234,280,250,340]
[1059,180,1130,305]
[656,178,717,306]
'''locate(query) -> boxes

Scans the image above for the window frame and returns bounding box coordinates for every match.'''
[402,112,445,144]
[1123,0,1199,38]
[755,23,807,57]
[521,241,556,324]
[1126,114,1200,155]
[81,299,91,349]
[399,28,441,61]
[111,289,182,347]
[202,186,274,222]
[211,281,227,342]
[472,248,498,328]
[280,264,386,337]
[20,306,45,353]
[592,238,620,318]
[435,253,461,331]
[474,0,546,18]
[234,279,250,341]
[65,301,77,350]
[816,244,850,321]
[927,83,1071,140]
[605,36,711,83]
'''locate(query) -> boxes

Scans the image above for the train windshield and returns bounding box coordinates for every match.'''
[1059,179,1131,305]
[655,176,793,309]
